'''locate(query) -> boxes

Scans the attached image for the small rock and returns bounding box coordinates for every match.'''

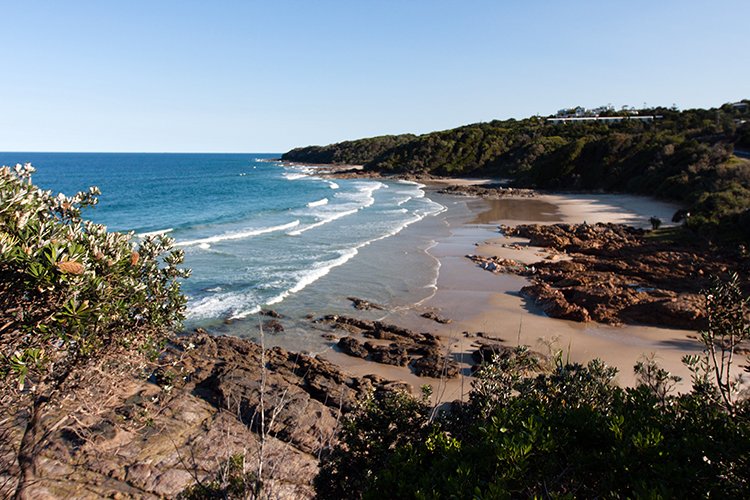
[347,296,385,311]
[337,336,368,358]
[410,355,460,378]
[261,319,285,333]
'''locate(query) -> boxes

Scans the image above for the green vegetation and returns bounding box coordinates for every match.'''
[0,164,189,497]
[283,100,750,237]
[283,133,416,165]
[316,276,750,498]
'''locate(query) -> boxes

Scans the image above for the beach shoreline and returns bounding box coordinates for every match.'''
[318,182,706,400]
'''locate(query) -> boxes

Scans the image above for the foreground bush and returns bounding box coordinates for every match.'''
[318,356,749,498]
[0,164,189,497]
[317,278,750,498]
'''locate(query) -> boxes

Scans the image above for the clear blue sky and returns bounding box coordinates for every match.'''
[1,0,748,153]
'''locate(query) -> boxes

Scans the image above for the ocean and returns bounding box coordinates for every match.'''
[0,153,452,352]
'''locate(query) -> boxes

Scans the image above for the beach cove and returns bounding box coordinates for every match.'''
[258,176,706,399]
[3,163,744,498]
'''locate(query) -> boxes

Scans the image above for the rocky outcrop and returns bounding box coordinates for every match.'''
[420,311,452,324]
[321,315,460,379]
[365,342,409,366]
[411,355,461,378]
[262,318,285,333]
[520,282,591,322]
[319,315,439,345]
[338,336,369,358]
[501,222,644,251]
[347,296,385,310]
[261,309,283,318]
[438,184,536,199]
[471,340,548,372]
[12,331,410,499]
[484,223,749,329]
[466,254,524,273]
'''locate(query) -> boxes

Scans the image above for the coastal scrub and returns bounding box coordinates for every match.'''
[0,164,190,498]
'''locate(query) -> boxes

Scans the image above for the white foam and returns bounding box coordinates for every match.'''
[281,205,439,302]
[187,183,448,319]
[287,208,359,235]
[199,243,211,250]
[334,181,383,208]
[137,228,173,238]
[327,181,339,189]
[188,291,259,320]
[178,220,300,246]
[416,240,442,306]
[265,248,360,305]
[283,172,309,180]
[229,305,261,320]
[398,180,426,188]
[306,197,329,208]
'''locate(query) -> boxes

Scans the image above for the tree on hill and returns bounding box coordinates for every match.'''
[282,100,750,238]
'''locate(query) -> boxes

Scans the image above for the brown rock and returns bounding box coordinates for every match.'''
[521,283,591,322]
[364,342,409,366]
[410,355,460,378]
[337,336,369,358]
[13,331,413,498]
[420,311,452,324]
[262,319,285,333]
[347,296,385,311]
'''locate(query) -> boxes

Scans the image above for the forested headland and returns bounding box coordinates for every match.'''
[283,101,750,237]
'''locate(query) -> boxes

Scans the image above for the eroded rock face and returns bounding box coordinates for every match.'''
[466,254,524,273]
[489,223,749,329]
[11,332,408,499]
[338,336,369,358]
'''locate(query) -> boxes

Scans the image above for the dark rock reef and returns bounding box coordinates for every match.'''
[437,183,536,198]
[320,315,461,379]
[487,223,749,329]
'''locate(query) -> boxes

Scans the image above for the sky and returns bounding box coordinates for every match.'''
[1,0,748,153]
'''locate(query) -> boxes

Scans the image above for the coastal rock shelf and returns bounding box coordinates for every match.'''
[319,315,461,379]
[474,222,749,329]
[17,331,409,498]
[437,183,536,199]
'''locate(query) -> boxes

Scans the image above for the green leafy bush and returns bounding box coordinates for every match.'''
[0,164,190,495]
[317,283,750,498]
[0,163,190,395]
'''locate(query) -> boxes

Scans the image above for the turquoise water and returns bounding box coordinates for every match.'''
[0,153,447,345]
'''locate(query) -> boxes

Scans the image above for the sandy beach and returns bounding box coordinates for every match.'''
[321,186,704,402]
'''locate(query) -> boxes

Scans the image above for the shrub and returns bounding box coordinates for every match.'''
[317,280,750,497]
[0,164,190,496]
